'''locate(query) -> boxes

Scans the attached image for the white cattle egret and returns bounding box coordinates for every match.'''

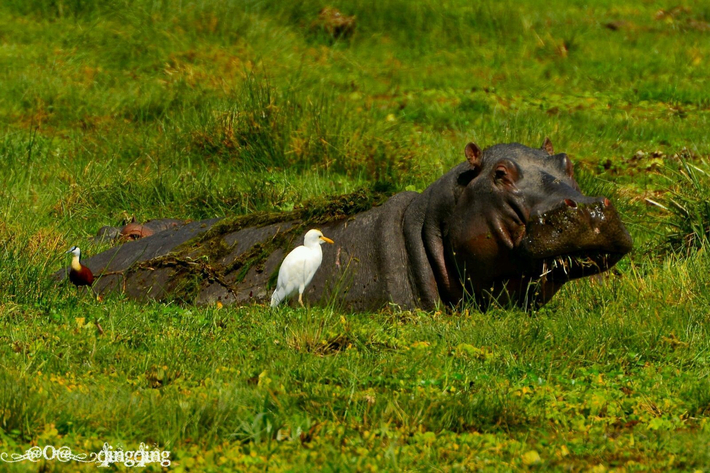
[270,229,334,307]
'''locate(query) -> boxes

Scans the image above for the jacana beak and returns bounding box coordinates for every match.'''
[320,236,334,244]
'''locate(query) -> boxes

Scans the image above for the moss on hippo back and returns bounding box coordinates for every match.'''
[195,187,391,244]
[123,188,393,303]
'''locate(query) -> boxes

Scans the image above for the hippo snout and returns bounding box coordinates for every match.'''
[560,196,611,211]
[521,195,633,277]
[533,195,610,221]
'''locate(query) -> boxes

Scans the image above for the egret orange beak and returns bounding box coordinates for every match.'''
[320,236,334,244]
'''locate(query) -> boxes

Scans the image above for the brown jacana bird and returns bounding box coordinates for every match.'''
[67,246,94,287]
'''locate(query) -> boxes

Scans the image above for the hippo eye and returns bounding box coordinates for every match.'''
[493,160,520,185]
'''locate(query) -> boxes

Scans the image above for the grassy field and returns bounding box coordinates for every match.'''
[1,0,710,470]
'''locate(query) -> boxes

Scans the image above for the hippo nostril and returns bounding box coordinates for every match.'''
[602,197,611,208]
[564,198,577,209]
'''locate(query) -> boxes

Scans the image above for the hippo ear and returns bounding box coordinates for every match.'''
[459,143,483,186]
[542,137,554,155]
[465,142,482,169]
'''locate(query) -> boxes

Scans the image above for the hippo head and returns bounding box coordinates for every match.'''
[444,139,633,308]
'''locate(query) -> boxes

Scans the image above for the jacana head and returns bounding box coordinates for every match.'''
[67,246,81,258]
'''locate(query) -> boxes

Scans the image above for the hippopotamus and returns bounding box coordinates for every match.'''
[60,140,632,311]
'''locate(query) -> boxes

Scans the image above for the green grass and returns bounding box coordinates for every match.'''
[1,0,710,470]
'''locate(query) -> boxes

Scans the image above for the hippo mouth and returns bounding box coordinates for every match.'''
[532,249,623,282]
[469,249,627,309]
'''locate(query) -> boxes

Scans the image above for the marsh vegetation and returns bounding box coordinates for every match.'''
[1,0,710,470]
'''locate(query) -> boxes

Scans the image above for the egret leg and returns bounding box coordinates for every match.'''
[298,293,304,307]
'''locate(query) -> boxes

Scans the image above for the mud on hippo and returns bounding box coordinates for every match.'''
[61,139,633,311]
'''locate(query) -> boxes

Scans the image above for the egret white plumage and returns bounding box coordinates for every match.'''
[270,229,334,307]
